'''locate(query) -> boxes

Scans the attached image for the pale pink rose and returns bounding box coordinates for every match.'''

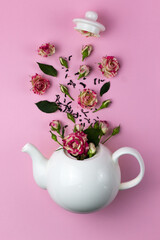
[88,143,96,157]
[78,89,98,109]
[38,43,55,57]
[62,131,89,157]
[82,45,93,55]
[88,142,96,158]
[31,74,50,95]
[99,56,120,78]
[78,65,90,79]
[99,121,109,134]
[49,120,61,131]
[78,30,97,37]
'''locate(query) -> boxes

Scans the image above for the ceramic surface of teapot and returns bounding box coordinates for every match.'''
[22,143,145,213]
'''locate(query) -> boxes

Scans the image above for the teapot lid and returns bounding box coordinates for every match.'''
[73,11,105,37]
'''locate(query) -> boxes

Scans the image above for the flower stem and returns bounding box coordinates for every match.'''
[99,134,103,141]
[93,108,101,113]
[67,93,74,101]
[50,131,63,146]
[102,135,112,144]
[57,140,63,147]
[57,131,63,139]
[56,147,63,151]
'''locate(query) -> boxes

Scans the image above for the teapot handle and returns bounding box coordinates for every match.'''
[112,147,145,190]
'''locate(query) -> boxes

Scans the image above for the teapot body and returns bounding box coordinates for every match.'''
[46,144,121,213]
[22,142,145,213]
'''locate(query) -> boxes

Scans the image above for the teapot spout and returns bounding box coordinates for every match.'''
[22,143,48,189]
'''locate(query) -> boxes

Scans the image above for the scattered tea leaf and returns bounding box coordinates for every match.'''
[62,127,65,138]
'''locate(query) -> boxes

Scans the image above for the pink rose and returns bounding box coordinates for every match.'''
[63,131,89,157]
[49,120,61,132]
[99,121,109,134]
[31,74,50,95]
[99,56,120,78]
[78,89,98,109]
[38,43,55,57]
[78,65,90,79]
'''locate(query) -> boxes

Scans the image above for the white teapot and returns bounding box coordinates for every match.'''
[22,143,145,213]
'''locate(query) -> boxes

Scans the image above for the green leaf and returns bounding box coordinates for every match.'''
[82,48,88,61]
[67,113,75,123]
[88,123,93,129]
[93,121,99,129]
[84,128,101,147]
[100,82,110,96]
[112,125,120,136]
[37,62,57,77]
[35,101,58,113]
[59,57,68,68]
[50,132,57,141]
[76,154,86,160]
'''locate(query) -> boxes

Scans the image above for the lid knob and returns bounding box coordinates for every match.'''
[85,11,98,21]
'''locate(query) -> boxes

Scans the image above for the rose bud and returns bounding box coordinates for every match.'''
[59,57,68,68]
[49,120,61,133]
[31,74,50,95]
[78,65,90,80]
[102,125,120,144]
[88,143,96,158]
[74,124,84,132]
[38,43,55,57]
[62,131,89,158]
[60,84,74,101]
[93,99,111,113]
[112,125,120,136]
[78,89,98,109]
[99,121,109,135]
[99,56,120,78]
[81,45,93,61]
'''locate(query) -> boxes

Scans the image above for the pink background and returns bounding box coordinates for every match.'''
[1,0,160,239]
